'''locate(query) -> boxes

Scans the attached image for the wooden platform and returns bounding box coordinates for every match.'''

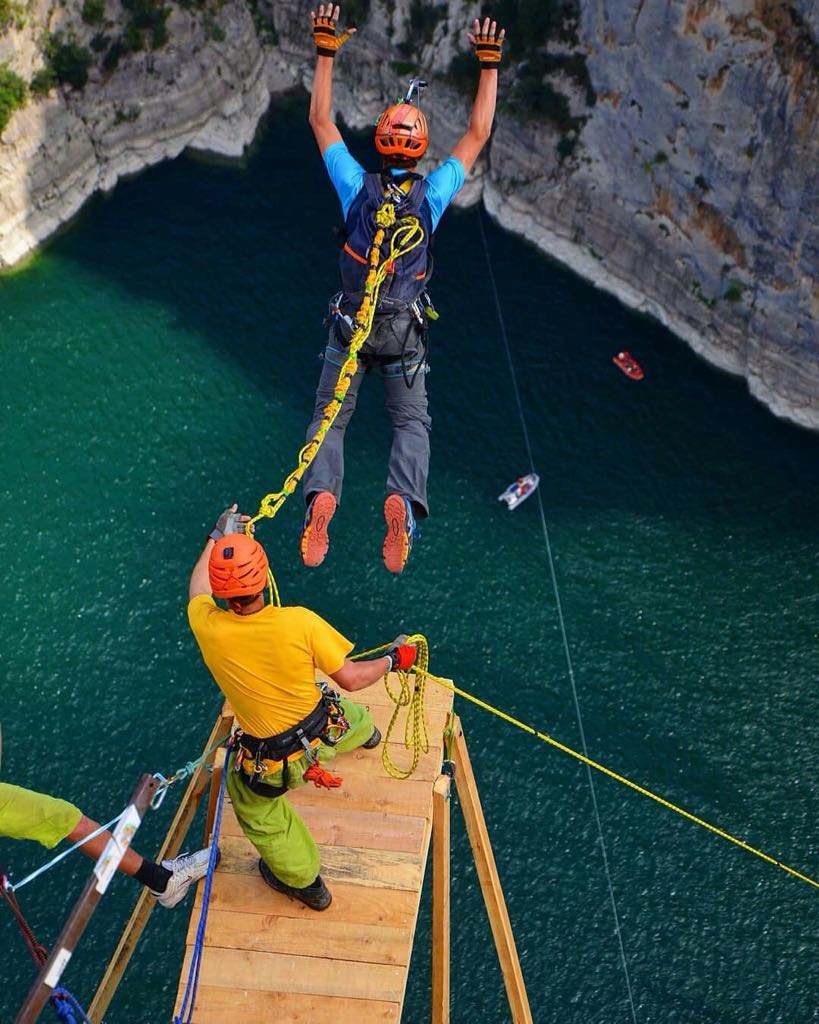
[174,675,454,1024]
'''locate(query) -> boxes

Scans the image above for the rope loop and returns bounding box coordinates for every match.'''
[375,202,396,228]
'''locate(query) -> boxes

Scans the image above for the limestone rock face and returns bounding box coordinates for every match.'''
[1,0,817,428]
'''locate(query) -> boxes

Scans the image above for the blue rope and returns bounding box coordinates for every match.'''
[51,987,92,1024]
[174,746,228,1024]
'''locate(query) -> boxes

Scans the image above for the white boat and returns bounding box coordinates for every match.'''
[498,472,540,510]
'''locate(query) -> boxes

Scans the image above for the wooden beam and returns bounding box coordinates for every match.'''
[87,707,233,1023]
[431,774,451,1024]
[204,748,226,843]
[450,717,532,1024]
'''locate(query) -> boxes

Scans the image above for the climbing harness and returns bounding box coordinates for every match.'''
[174,741,229,1024]
[247,195,425,534]
[233,683,351,797]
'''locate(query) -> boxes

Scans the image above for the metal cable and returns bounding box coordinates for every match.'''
[477,207,638,1023]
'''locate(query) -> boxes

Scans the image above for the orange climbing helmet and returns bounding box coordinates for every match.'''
[374,103,428,163]
[209,534,269,599]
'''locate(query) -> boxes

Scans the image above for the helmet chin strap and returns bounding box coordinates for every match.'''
[403,78,428,106]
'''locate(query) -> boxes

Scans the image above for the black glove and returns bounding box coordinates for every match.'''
[312,8,354,58]
[468,18,505,69]
[209,507,244,542]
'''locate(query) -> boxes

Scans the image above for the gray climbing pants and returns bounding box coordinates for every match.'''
[302,313,431,518]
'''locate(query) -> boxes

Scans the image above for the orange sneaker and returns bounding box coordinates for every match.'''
[382,494,417,574]
[300,492,337,567]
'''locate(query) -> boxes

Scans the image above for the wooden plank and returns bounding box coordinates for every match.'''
[432,775,451,1024]
[203,748,226,843]
[175,946,405,1003]
[172,682,456,1024]
[194,875,419,928]
[218,805,427,854]
[366,704,452,748]
[217,836,422,891]
[89,707,233,1023]
[318,672,455,711]
[184,985,399,1023]
[326,742,444,782]
[451,718,533,1024]
[188,907,412,966]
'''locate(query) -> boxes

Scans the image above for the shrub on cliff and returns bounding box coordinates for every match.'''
[50,40,93,89]
[0,64,26,135]
[30,66,56,96]
[81,0,105,26]
[122,0,170,47]
[0,0,26,32]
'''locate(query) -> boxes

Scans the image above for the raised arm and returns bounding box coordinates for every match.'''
[451,16,506,175]
[188,504,247,601]
[308,3,356,155]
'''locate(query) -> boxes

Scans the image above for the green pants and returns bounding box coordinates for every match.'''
[226,698,374,889]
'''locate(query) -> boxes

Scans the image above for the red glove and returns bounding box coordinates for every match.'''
[388,643,417,671]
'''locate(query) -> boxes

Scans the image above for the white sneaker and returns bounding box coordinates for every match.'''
[152,847,213,909]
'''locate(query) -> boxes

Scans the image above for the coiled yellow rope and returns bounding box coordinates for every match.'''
[246,204,424,535]
[353,634,430,780]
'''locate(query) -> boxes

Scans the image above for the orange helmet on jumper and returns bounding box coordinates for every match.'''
[209,534,269,599]
[374,103,428,163]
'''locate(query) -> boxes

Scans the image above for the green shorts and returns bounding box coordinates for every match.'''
[0,783,83,849]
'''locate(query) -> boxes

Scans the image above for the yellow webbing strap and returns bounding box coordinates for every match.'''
[246,204,424,535]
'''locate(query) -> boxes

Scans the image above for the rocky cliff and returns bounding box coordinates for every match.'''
[1,0,817,428]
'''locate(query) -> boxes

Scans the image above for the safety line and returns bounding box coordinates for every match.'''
[9,813,124,892]
[421,668,819,891]
[7,742,222,893]
[477,209,639,1023]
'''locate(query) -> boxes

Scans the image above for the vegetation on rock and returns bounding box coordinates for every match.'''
[0,63,26,134]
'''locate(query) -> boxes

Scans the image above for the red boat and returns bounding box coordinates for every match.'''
[612,350,644,380]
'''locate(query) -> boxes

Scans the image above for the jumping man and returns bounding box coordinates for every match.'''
[300,4,506,573]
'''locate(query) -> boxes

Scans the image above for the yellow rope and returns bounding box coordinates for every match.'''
[426,670,819,892]
[356,635,819,889]
[246,204,425,535]
[353,635,429,779]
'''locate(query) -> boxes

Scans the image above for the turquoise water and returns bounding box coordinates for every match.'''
[2,98,818,1022]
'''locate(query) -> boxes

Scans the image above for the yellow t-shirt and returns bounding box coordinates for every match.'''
[187,596,353,738]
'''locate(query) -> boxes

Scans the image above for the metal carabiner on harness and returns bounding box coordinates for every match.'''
[403,77,428,105]
[318,682,351,746]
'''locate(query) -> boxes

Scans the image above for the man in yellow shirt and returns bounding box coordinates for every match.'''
[187,506,416,910]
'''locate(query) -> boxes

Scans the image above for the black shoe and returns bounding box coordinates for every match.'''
[362,726,382,750]
[258,858,332,911]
